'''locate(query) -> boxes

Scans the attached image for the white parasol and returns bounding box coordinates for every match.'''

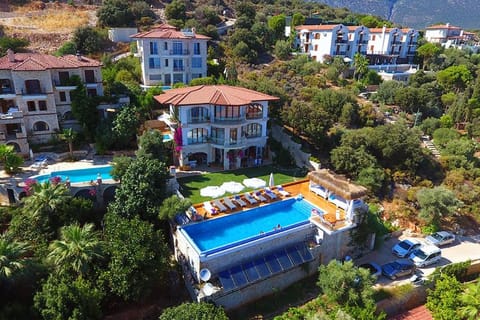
[243,177,267,189]
[220,181,245,194]
[200,186,225,198]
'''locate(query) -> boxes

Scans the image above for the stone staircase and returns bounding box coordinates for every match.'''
[421,135,440,158]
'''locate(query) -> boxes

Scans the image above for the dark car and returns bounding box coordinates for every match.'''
[381,259,416,280]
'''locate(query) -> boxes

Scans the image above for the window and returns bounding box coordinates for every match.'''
[27,101,36,112]
[214,106,241,120]
[164,42,168,50]
[192,73,203,79]
[87,88,97,97]
[33,121,49,132]
[149,74,162,81]
[192,57,202,68]
[0,79,12,93]
[164,59,169,67]
[172,42,183,55]
[243,123,262,138]
[25,80,41,94]
[314,33,320,39]
[58,71,69,85]
[149,57,161,69]
[59,91,67,102]
[173,74,183,84]
[85,70,95,83]
[149,41,158,55]
[190,107,208,122]
[314,45,318,51]
[193,42,200,55]
[246,104,263,119]
[372,35,376,41]
[173,59,184,71]
[38,100,47,111]
[187,128,207,144]
[211,127,225,144]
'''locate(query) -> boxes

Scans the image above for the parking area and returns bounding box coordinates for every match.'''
[355,231,480,286]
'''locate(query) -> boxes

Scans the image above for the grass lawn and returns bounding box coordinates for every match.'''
[177,165,307,204]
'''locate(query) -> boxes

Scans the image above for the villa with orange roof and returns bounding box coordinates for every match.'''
[294,24,418,64]
[0,50,103,155]
[425,23,477,50]
[131,24,210,87]
[154,85,279,171]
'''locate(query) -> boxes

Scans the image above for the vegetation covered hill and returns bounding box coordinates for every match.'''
[315,0,480,29]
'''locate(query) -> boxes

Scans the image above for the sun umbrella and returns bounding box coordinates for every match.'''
[200,186,225,198]
[243,178,267,189]
[269,173,275,187]
[220,181,245,194]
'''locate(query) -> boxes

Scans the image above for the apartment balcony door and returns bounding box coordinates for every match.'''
[230,128,237,145]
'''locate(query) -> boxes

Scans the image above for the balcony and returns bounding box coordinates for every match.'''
[21,88,47,99]
[53,80,77,90]
[334,51,347,56]
[212,116,244,125]
[0,110,23,122]
[0,88,16,99]
[246,112,263,120]
[357,39,369,44]
[335,39,348,44]
[392,40,403,45]
[189,117,209,124]
[210,137,247,148]
[187,137,208,145]
[169,49,190,55]
[173,66,185,72]
[408,42,418,46]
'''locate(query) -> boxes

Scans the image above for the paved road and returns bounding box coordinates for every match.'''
[356,232,480,286]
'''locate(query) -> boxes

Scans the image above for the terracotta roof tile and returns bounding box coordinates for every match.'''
[0,53,101,71]
[426,24,461,30]
[295,24,342,31]
[131,24,210,40]
[154,85,279,106]
[390,305,433,320]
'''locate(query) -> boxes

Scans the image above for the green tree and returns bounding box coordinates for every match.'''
[268,14,286,42]
[353,53,369,81]
[112,104,140,148]
[274,40,291,60]
[291,13,305,29]
[437,65,473,93]
[100,213,169,301]
[56,40,77,56]
[159,302,228,320]
[376,81,405,104]
[417,43,441,70]
[108,156,169,221]
[97,0,135,27]
[110,156,133,182]
[70,76,99,141]
[317,260,375,308]
[421,117,441,136]
[60,128,76,159]
[34,274,104,320]
[416,186,462,225]
[48,224,103,277]
[432,128,459,147]
[23,181,70,218]
[0,144,24,174]
[426,274,463,320]
[331,145,377,178]
[459,281,480,320]
[73,26,103,54]
[356,166,388,196]
[137,129,170,163]
[158,195,191,220]
[165,0,186,22]
[0,37,29,55]
[0,236,30,284]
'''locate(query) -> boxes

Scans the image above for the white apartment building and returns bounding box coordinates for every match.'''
[295,24,418,64]
[154,85,278,171]
[425,23,476,48]
[0,50,103,155]
[131,24,210,87]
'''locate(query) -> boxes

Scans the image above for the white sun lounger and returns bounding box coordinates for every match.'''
[203,201,218,215]
[244,192,258,204]
[264,188,277,200]
[233,195,247,207]
[213,199,227,212]
[276,185,291,197]
[253,191,267,202]
[223,197,237,210]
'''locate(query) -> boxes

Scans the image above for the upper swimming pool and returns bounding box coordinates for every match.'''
[32,165,114,184]
[180,198,323,255]
[163,133,173,141]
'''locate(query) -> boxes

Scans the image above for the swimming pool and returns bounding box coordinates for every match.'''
[180,198,323,255]
[163,133,173,141]
[33,165,114,184]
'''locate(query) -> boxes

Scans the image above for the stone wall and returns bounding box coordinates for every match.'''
[271,124,313,169]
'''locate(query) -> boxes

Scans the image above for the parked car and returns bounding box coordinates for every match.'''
[381,259,416,280]
[359,262,382,278]
[409,245,442,268]
[392,238,422,258]
[425,231,455,247]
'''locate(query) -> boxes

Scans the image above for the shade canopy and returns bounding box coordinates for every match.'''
[268,173,275,187]
[220,181,245,194]
[200,186,225,198]
[308,169,368,200]
[243,177,267,189]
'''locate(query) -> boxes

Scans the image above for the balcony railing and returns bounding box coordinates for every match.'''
[246,112,263,120]
[169,49,190,55]
[173,66,185,72]
[0,110,23,120]
[214,116,244,123]
[210,137,247,147]
[54,80,77,88]
[189,117,209,124]
[408,42,418,46]
[392,40,403,45]
[335,39,348,44]
[357,40,369,44]
[334,51,347,55]
[22,88,47,96]
[187,137,208,145]
[0,88,14,95]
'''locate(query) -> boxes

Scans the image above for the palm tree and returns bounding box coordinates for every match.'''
[0,236,30,283]
[61,128,75,159]
[23,181,70,217]
[353,53,369,81]
[459,281,480,320]
[0,144,23,174]
[47,223,103,276]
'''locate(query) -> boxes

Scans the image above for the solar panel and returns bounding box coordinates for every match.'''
[218,270,236,291]
[275,249,293,270]
[286,246,303,265]
[296,244,314,262]
[230,265,248,287]
[253,258,271,278]
[243,261,261,282]
[265,254,282,273]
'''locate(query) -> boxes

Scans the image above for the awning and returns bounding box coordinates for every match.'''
[308,169,368,200]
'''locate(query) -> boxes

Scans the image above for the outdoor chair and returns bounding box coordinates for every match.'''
[233,195,247,207]
[213,199,227,212]
[203,201,218,215]
[276,185,291,197]
[264,188,277,200]
[253,191,267,202]
[223,197,237,210]
[244,192,258,204]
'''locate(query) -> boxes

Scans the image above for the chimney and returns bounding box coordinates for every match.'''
[192,27,196,35]
[76,51,82,61]
[7,49,15,63]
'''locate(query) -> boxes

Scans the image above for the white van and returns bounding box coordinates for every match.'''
[409,245,441,267]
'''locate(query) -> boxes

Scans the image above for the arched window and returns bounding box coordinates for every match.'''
[187,128,208,144]
[242,123,262,138]
[246,104,263,119]
[33,121,49,132]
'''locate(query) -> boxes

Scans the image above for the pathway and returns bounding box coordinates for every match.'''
[421,135,440,158]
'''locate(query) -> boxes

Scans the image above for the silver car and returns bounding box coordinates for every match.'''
[425,231,455,247]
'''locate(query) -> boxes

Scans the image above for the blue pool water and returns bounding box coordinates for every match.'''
[181,198,323,255]
[33,165,114,184]
[163,133,173,141]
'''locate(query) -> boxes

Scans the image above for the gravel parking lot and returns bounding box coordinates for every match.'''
[355,231,480,286]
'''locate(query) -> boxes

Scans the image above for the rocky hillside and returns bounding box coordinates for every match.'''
[315,0,480,29]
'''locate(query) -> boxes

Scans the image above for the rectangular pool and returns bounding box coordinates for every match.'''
[33,165,113,184]
[180,198,322,255]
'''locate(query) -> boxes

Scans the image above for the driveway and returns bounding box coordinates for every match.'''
[355,231,480,286]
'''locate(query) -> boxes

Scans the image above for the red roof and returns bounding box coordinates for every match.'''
[295,24,342,31]
[390,305,433,320]
[0,53,101,71]
[426,24,461,30]
[154,85,279,106]
[131,24,210,40]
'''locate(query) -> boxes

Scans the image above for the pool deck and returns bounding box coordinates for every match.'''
[193,179,348,231]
